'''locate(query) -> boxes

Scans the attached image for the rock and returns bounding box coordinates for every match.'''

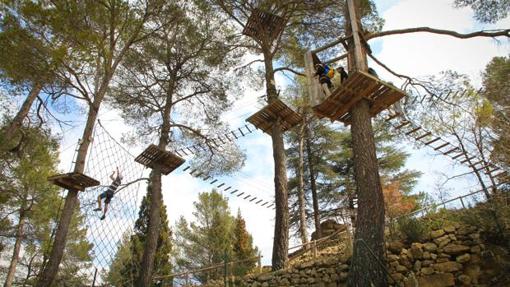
[422,260,434,267]
[470,245,481,253]
[417,273,455,287]
[437,258,450,263]
[396,265,408,272]
[388,241,405,254]
[464,264,480,284]
[431,229,445,238]
[423,243,438,252]
[443,244,470,255]
[414,260,422,272]
[431,253,437,260]
[423,251,431,259]
[387,254,399,262]
[421,267,434,275]
[457,274,472,286]
[411,243,424,259]
[444,226,456,233]
[456,253,471,264]
[434,261,462,272]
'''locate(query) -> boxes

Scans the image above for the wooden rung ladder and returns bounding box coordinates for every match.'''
[48,172,100,191]
[246,99,302,134]
[135,144,185,175]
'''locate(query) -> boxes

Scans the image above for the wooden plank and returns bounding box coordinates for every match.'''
[405,127,422,136]
[395,121,410,130]
[48,172,100,191]
[424,137,441,146]
[415,132,432,140]
[433,142,450,151]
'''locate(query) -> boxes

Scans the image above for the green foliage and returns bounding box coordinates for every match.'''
[174,190,258,283]
[396,217,430,243]
[106,183,173,286]
[110,0,244,176]
[0,123,92,286]
[482,56,510,170]
[457,196,510,246]
[454,0,510,23]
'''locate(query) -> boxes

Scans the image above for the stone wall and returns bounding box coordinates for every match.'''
[241,223,506,287]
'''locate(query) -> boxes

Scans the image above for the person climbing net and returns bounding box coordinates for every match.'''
[94,167,123,220]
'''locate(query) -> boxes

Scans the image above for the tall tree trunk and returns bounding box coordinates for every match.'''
[263,51,289,271]
[306,127,321,239]
[137,97,172,286]
[3,83,42,139]
[297,121,309,245]
[346,1,387,286]
[36,76,111,287]
[4,210,26,287]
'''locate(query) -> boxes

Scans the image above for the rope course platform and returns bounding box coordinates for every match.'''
[48,172,100,191]
[135,144,185,175]
[313,71,406,123]
[242,8,285,42]
[246,99,302,134]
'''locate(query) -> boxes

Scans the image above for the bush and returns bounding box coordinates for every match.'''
[396,216,430,243]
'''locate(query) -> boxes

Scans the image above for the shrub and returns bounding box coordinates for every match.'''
[396,216,429,243]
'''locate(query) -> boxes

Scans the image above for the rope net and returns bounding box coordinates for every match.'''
[78,122,146,283]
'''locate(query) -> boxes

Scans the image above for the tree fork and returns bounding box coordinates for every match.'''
[345,0,387,286]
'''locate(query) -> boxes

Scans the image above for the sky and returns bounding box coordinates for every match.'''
[49,0,510,270]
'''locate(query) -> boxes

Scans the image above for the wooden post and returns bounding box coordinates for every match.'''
[312,240,318,258]
[460,197,466,209]
[258,256,262,273]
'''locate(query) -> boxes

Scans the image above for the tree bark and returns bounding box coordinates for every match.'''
[345,1,387,286]
[3,83,42,139]
[305,129,321,239]
[36,76,110,287]
[137,91,172,286]
[297,121,309,245]
[263,51,289,271]
[4,210,26,287]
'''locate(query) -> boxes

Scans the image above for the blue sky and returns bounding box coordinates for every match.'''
[47,0,510,272]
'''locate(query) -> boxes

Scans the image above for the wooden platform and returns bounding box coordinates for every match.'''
[48,172,100,191]
[242,8,285,42]
[246,99,302,134]
[135,144,185,175]
[312,71,406,123]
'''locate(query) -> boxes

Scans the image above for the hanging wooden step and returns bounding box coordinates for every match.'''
[135,144,185,175]
[48,172,100,191]
[246,99,302,134]
[313,71,406,124]
[242,8,285,42]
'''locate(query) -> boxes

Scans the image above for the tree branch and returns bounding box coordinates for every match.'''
[273,66,305,77]
[367,27,510,40]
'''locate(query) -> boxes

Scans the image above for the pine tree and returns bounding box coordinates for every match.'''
[174,190,259,283]
[107,183,173,287]
[0,124,92,287]
[232,210,259,277]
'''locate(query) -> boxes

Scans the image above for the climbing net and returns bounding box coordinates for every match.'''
[77,121,146,283]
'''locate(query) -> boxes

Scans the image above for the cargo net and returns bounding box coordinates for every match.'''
[78,121,146,283]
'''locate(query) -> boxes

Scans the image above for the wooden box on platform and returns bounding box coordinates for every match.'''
[242,8,285,42]
[135,144,185,175]
[246,99,302,134]
[304,51,406,124]
[48,172,100,191]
